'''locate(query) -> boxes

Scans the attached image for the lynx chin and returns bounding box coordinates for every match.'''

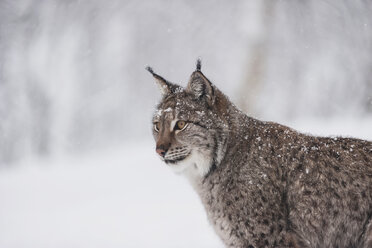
[147,60,372,248]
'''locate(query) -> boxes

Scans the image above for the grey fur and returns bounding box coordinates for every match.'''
[149,64,372,248]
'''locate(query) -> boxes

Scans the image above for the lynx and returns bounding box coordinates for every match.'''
[147,60,372,248]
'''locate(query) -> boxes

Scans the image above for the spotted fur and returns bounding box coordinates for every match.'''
[149,62,372,248]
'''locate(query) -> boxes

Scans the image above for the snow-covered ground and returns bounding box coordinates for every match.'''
[0,141,223,248]
[0,118,371,248]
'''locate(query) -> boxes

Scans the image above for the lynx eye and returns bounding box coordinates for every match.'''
[175,120,187,131]
[154,122,160,132]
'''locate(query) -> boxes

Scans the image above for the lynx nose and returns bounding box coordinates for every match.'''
[156,144,170,157]
[156,148,166,157]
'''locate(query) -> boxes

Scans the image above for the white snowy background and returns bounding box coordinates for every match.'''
[0,1,372,247]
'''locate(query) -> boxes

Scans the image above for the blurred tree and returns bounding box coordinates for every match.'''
[237,0,275,114]
[241,0,372,120]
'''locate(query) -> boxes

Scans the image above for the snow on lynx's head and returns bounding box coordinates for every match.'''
[148,60,229,177]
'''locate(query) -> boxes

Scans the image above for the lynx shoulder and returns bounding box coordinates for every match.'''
[148,61,372,248]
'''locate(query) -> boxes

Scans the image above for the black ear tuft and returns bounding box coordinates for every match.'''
[146,66,154,74]
[145,66,168,83]
[196,58,202,71]
[146,65,182,96]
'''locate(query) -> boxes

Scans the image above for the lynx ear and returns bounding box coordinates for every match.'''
[146,66,179,96]
[186,60,215,106]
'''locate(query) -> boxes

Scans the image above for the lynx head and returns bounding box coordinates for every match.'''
[148,60,229,177]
